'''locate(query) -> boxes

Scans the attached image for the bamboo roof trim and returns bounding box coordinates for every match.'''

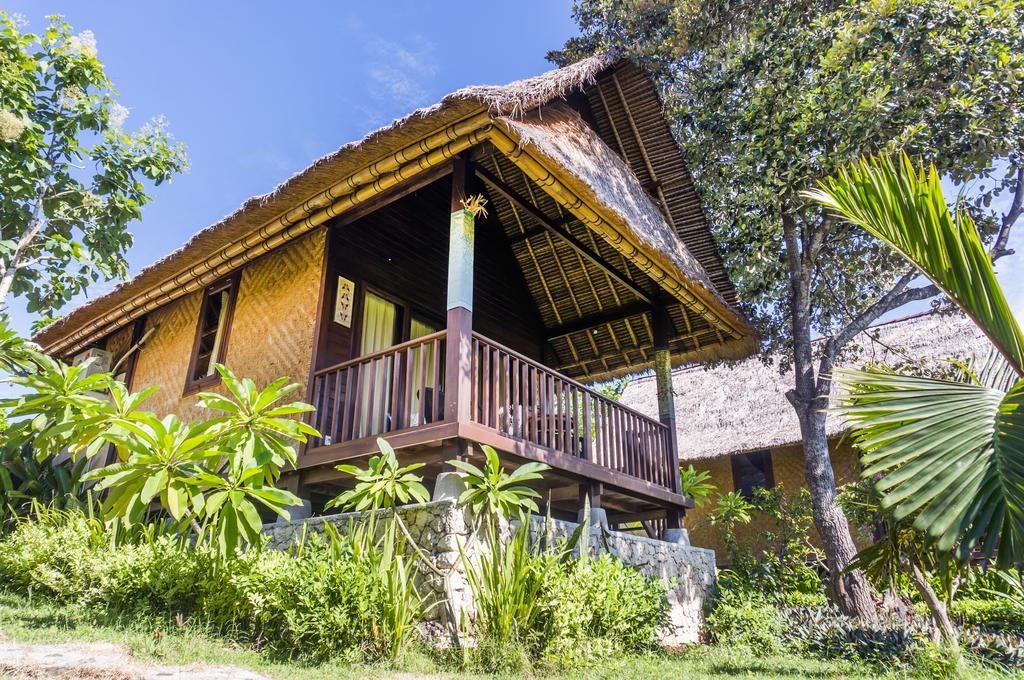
[619,312,992,460]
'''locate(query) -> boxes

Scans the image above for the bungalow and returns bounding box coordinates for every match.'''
[619,311,991,558]
[32,54,757,540]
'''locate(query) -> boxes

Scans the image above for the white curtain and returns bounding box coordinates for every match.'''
[409,317,438,425]
[358,293,397,437]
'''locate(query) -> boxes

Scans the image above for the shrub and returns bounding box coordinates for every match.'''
[946,599,1024,634]
[780,605,927,665]
[705,591,785,651]
[545,553,669,653]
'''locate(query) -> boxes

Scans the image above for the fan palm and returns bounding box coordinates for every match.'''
[802,152,1024,566]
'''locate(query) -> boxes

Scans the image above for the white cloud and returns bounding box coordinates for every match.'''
[364,35,438,111]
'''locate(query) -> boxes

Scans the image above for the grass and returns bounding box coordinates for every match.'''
[0,590,1011,679]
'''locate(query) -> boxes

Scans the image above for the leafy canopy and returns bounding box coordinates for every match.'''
[325,437,430,512]
[556,0,1024,353]
[0,13,187,322]
[2,358,317,556]
[449,445,549,521]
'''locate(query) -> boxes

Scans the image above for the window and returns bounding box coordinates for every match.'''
[731,450,775,499]
[186,274,239,390]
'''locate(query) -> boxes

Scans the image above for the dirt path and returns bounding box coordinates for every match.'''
[0,641,269,680]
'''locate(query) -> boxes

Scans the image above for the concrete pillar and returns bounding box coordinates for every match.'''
[444,156,474,426]
[432,471,467,502]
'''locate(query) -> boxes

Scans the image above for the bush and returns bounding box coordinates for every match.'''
[781,605,927,665]
[705,591,785,650]
[544,553,669,654]
[946,599,1024,634]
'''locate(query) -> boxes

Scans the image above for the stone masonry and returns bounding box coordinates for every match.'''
[264,500,716,645]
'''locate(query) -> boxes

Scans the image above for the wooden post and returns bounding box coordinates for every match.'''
[445,156,474,438]
[653,305,684,531]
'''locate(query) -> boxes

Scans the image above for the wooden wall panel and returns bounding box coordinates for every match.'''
[317,176,544,369]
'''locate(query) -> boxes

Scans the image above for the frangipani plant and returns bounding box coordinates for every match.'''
[4,359,315,556]
[804,152,1024,566]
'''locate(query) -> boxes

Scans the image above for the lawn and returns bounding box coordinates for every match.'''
[0,590,982,680]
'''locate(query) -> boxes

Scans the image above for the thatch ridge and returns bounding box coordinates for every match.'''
[619,311,992,461]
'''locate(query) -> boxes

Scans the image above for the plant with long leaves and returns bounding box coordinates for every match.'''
[805,152,1024,566]
[448,445,548,527]
[325,437,430,512]
[679,464,716,507]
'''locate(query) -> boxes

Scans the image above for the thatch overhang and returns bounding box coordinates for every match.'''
[619,312,992,461]
[33,53,756,380]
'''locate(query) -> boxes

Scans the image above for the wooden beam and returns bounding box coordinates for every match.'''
[545,301,651,341]
[473,165,652,305]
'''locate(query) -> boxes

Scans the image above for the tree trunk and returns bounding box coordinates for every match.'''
[782,212,878,621]
[909,559,958,647]
[796,401,879,621]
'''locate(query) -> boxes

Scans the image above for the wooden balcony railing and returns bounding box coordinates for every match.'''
[306,330,677,498]
[470,333,677,492]
[309,331,446,447]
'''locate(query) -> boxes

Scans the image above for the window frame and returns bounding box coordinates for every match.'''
[730,449,775,500]
[184,272,241,395]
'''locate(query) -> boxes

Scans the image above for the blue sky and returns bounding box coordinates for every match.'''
[4,1,1023,338]
[4,0,578,334]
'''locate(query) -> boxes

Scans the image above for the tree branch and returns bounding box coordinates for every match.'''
[993,165,1023,260]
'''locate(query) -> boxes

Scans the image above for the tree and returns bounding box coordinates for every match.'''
[0,13,187,323]
[555,0,1024,618]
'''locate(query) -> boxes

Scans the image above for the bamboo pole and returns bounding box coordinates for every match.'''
[47,121,492,355]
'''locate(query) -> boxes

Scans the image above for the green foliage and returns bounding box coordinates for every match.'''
[711,486,823,597]
[325,437,429,512]
[0,12,188,318]
[448,444,548,521]
[462,524,552,656]
[705,591,785,651]
[3,359,316,556]
[557,0,1024,358]
[678,464,715,507]
[819,154,1024,566]
[0,442,89,523]
[0,505,426,664]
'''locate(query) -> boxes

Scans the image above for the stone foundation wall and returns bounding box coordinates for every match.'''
[264,501,716,645]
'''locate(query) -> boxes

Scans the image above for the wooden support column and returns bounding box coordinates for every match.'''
[653,305,684,530]
[445,156,474,447]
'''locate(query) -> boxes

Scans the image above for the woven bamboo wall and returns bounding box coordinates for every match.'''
[103,324,135,370]
[685,440,862,561]
[129,229,326,422]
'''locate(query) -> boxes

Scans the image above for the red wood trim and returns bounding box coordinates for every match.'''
[297,420,459,469]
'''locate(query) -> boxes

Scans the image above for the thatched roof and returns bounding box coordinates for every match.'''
[619,311,992,460]
[34,53,753,374]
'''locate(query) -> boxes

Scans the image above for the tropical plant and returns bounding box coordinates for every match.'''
[462,522,553,655]
[0,442,89,524]
[678,464,715,507]
[556,0,1024,620]
[448,445,548,525]
[0,12,187,322]
[807,152,1024,569]
[325,437,429,512]
[3,360,315,555]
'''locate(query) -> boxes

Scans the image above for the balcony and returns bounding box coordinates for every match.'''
[301,329,685,521]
